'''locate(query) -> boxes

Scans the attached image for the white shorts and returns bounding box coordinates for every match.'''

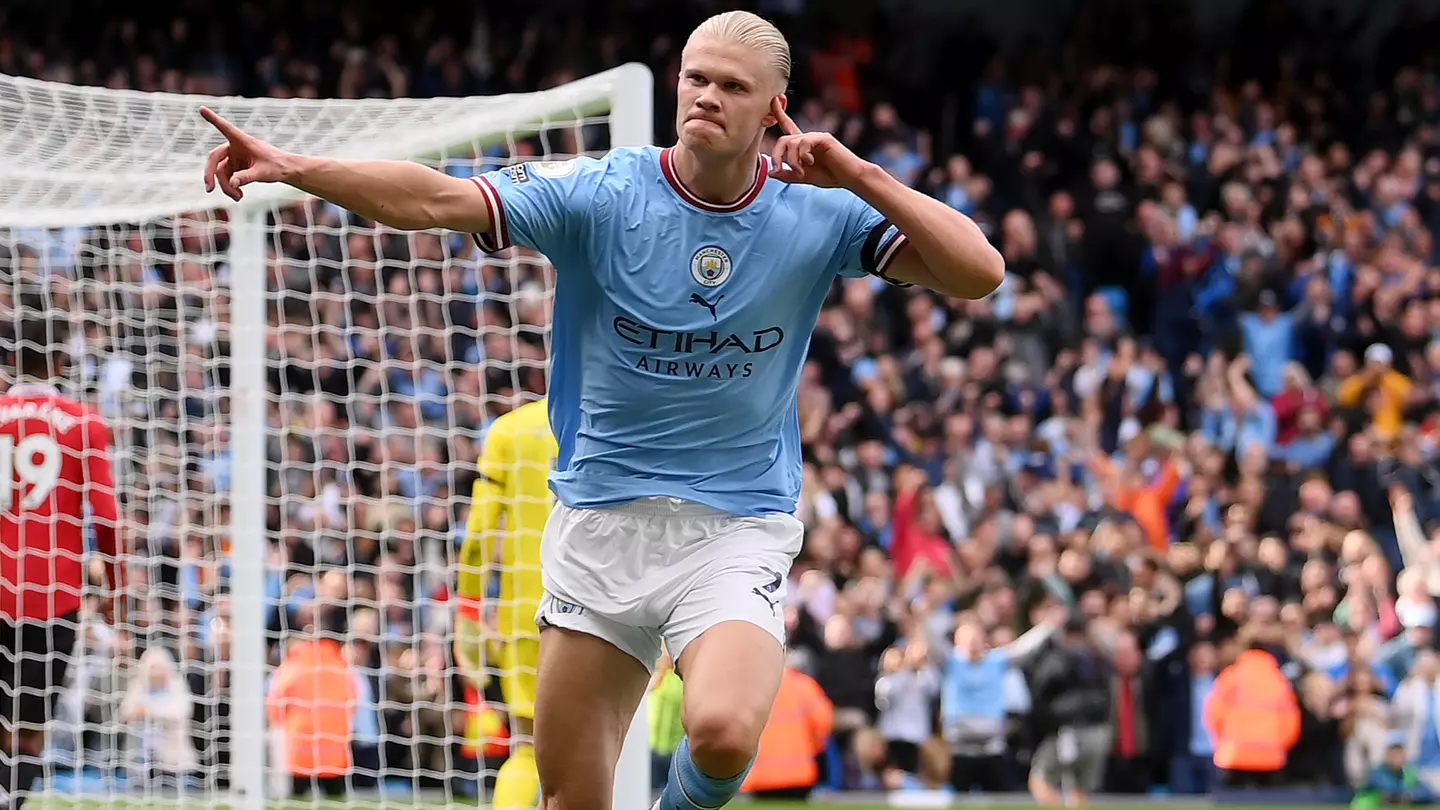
[535,497,804,672]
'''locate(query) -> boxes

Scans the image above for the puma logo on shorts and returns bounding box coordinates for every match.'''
[543,594,586,617]
[751,568,783,615]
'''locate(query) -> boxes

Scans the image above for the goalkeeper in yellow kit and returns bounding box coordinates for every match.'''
[456,398,555,810]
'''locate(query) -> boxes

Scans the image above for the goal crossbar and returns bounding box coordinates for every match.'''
[0,63,653,229]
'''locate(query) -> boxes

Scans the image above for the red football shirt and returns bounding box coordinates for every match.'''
[0,384,121,621]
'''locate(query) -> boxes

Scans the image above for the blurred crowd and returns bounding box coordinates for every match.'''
[4,0,1440,801]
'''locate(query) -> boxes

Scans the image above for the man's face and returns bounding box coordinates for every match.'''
[1112,636,1142,675]
[676,37,779,158]
[1189,642,1215,674]
[954,622,985,658]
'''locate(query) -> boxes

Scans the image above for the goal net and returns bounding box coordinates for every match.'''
[0,64,653,810]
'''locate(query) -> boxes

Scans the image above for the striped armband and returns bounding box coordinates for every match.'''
[469,176,512,253]
[860,220,912,286]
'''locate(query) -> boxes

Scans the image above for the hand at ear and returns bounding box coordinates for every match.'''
[767,98,865,189]
[766,95,788,129]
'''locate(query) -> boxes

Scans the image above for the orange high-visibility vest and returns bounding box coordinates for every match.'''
[1204,650,1302,771]
[267,640,358,777]
[743,668,834,792]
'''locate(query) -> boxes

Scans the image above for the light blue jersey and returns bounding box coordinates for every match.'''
[470,146,910,516]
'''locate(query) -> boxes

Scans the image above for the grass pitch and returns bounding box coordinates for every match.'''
[31,797,1318,810]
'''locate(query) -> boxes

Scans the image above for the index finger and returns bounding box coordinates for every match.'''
[771,97,802,136]
[199,106,247,142]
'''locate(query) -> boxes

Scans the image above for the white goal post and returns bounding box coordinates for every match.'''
[0,63,654,810]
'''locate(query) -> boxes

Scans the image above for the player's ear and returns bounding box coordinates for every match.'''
[764,94,787,129]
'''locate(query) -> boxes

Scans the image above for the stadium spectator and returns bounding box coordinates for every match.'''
[1338,345,1414,442]
[120,647,197,793]
[814,605,889,768]
[1393,650,1440,795]
[742,652,834,799]
[266,612,359,798]
[1168,640,1220,795]
[1205,639,1303,788]
[1352,733,1438,809]
[1028,616,1115,806]
[1105,630,1160,794]
[344,639,383,790]
[874,640,939,775]
[939,608,1057,793]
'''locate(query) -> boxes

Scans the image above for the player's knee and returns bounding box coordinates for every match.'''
[685,704,764,775]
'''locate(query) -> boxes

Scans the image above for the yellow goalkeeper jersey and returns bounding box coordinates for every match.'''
[460,399,557,640]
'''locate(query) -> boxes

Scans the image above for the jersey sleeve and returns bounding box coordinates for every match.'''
[832,193,911,284]
[82,410,123,593]
[468,158,604,259]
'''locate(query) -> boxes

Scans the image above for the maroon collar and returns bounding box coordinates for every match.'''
[659,147,767,213]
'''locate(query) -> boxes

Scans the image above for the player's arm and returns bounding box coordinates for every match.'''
[290,157,489,233]
[842,166,1004,299]
[768,100,1004,299]
[200,107,489,232]
[82,413,125,616]
[201,107,596,257]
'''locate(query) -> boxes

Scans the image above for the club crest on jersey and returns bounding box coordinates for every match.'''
[691,246,732,287]
[531,159,577,178]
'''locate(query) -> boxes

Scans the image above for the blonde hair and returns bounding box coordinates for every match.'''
[688,11,791,91]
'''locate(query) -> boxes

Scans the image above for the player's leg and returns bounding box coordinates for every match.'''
[0,614,77,810]
[319,775,348,798]
[531,500,673,810]
[1068,726,1112,808]
[493,637,541,810]
[0,617,17,810]
[661,621,783,810]
[658,514,801,810]
[1027,736,1064,807]
[289,776,314,798]
[532,607,654,810]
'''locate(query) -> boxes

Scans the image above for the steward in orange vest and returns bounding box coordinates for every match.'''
[742,664,834,796]
[1203,646,1301,779]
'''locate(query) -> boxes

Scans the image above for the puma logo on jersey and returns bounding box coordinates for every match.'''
[689,292,724,321]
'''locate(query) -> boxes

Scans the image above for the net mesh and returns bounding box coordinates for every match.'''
[0,69,632,228]
[0,68,637,807]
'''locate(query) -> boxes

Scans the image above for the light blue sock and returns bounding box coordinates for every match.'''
[658,736,752,810]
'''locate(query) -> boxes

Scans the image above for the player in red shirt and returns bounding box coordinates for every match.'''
[0,314,122,810]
